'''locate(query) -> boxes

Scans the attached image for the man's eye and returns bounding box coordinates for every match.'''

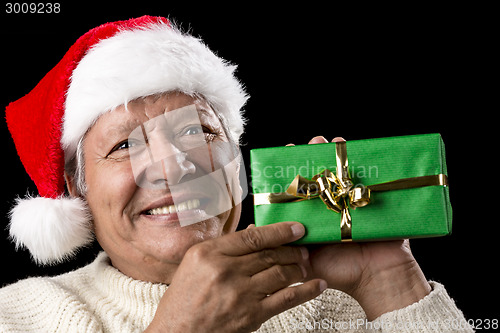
[117,141,133,150]
[183,125,203,136]
[181,125,218,143]
[107,140,137,157]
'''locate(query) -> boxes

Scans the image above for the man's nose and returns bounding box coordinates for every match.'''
[143,138,196,188]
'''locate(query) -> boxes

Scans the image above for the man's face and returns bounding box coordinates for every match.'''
[82,92,241,283]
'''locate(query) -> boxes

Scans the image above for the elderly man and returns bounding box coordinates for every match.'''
[1,16,472,332]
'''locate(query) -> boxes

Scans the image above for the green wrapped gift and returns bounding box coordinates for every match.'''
[250,133,452,244]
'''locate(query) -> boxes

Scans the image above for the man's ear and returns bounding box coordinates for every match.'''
[64,171,78,197]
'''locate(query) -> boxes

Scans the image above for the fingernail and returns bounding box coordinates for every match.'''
[299,246,309,261]
[299,264,307,279]
[319,280,328,292]
[309,136,328,144]
[290,223,305,238]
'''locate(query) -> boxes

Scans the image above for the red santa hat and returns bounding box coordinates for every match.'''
[5,15,248,264]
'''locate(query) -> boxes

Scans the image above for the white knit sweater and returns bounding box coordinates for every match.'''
[0,252,473,332]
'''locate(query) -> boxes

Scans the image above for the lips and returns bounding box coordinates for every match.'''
[147,198,201,215]
[140,194,209,216]
[139,194,214,226]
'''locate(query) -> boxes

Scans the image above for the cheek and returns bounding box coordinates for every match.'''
[85,161,137,226]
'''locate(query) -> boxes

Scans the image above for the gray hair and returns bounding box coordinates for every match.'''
[64,135,88,197]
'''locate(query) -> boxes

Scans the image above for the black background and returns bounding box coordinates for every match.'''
[0,2,496,323]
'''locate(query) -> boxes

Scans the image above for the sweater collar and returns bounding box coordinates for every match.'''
[91,252,168,324]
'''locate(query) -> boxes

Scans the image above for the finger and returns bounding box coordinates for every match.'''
[251,264,307,295]
[240,246,309,275]
[216,222,305,256]
[331,137,346,142]
[246,224,256,229]
[308,136,328,144]
[285,143,295,147]
[261,279,327,319]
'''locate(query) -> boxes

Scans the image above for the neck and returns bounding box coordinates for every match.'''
[108,253,179,285]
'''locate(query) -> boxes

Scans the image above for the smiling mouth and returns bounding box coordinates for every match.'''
[146,199,201,215]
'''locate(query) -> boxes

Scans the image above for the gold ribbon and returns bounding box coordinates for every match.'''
[254,142,448,242]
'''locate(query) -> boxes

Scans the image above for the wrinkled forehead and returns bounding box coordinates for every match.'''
[127,93,213,118]
[96,92,221,139]
[125,93,216,125]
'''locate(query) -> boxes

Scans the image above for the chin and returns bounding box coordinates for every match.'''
[140,217,224,263]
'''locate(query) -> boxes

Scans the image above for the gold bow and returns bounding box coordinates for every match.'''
[254,142,448,242]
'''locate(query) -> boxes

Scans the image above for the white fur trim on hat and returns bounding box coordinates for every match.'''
[9,196,94,265]
[62,21,248,161]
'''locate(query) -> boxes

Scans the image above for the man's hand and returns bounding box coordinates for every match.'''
[308,239,431,320]
[303,136,431,320]
[146,222,327,332]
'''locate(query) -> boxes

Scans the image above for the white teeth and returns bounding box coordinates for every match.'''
[148,199,201,215]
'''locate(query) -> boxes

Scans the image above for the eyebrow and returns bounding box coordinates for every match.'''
[196,106,212,116]
[105,118,143,139]
[104,104,216,140]
[196,106,219,121]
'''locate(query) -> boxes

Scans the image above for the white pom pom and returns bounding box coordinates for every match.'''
[8,196,94,265]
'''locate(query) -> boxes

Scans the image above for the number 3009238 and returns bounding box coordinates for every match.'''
[6,3,60,14]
